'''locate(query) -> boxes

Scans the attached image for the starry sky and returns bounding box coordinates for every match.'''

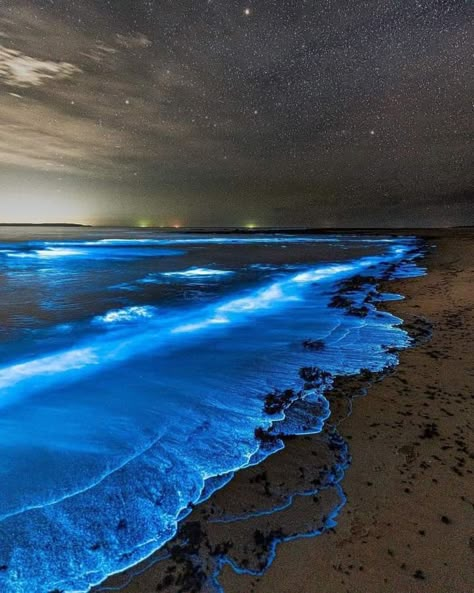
[0,0,472,227]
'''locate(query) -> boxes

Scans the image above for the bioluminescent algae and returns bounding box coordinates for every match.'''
[162,267,235,278]
[93,306,158,325]
[0,231,426,593]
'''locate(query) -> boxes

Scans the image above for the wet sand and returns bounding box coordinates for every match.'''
[94,230,473,593]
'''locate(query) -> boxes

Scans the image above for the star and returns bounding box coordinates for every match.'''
[0,0,470,228]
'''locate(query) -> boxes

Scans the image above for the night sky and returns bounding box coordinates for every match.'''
[0,0,472,227]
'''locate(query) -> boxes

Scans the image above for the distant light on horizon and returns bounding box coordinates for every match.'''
[137,219,152,228]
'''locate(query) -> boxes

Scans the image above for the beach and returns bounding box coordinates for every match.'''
[94,229,473,593]
[1,0,472,589]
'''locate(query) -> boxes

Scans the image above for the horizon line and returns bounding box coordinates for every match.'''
[0,223,472,231]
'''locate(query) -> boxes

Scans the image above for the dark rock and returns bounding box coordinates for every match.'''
[302,338,325,351]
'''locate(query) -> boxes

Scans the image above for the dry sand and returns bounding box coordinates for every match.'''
[95,230,473,593]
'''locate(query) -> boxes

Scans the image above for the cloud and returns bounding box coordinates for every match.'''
[0,44,81,88]
[115,33,152,49]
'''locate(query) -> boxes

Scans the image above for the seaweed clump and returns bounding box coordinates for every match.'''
[302,338,325,351]
[264,389,298,415]
[299,366,331,389]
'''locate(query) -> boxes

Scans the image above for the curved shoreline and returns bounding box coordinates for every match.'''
[217,230,474,593]
[0,234,434,593]
[91,243,429,593]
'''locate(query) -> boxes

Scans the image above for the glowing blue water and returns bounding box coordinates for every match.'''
[0,230,425,593]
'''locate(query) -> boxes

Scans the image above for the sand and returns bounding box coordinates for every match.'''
[94,230,473,593]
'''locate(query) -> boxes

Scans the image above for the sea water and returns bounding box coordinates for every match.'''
[0,229,425,593]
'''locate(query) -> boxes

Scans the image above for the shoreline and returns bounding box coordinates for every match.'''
[93,229,473,593]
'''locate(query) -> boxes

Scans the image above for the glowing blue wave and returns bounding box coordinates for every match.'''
[0,245,184,260]
[6,247,87,258]
[93,306,158,325]
[137,267,235,286]
[0,233,398,260]
[63,235,393,246]
[161,267,234,278]
[0,234,425,593]
[0,244,409,400]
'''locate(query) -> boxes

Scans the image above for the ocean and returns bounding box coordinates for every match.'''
[0,229,425,593]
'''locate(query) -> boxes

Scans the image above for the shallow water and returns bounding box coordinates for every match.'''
[0,229,425,593]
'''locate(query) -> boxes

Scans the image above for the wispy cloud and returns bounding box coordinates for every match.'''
[0,44,81,88]
[115,33,152,50]
[0,4,197,177]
